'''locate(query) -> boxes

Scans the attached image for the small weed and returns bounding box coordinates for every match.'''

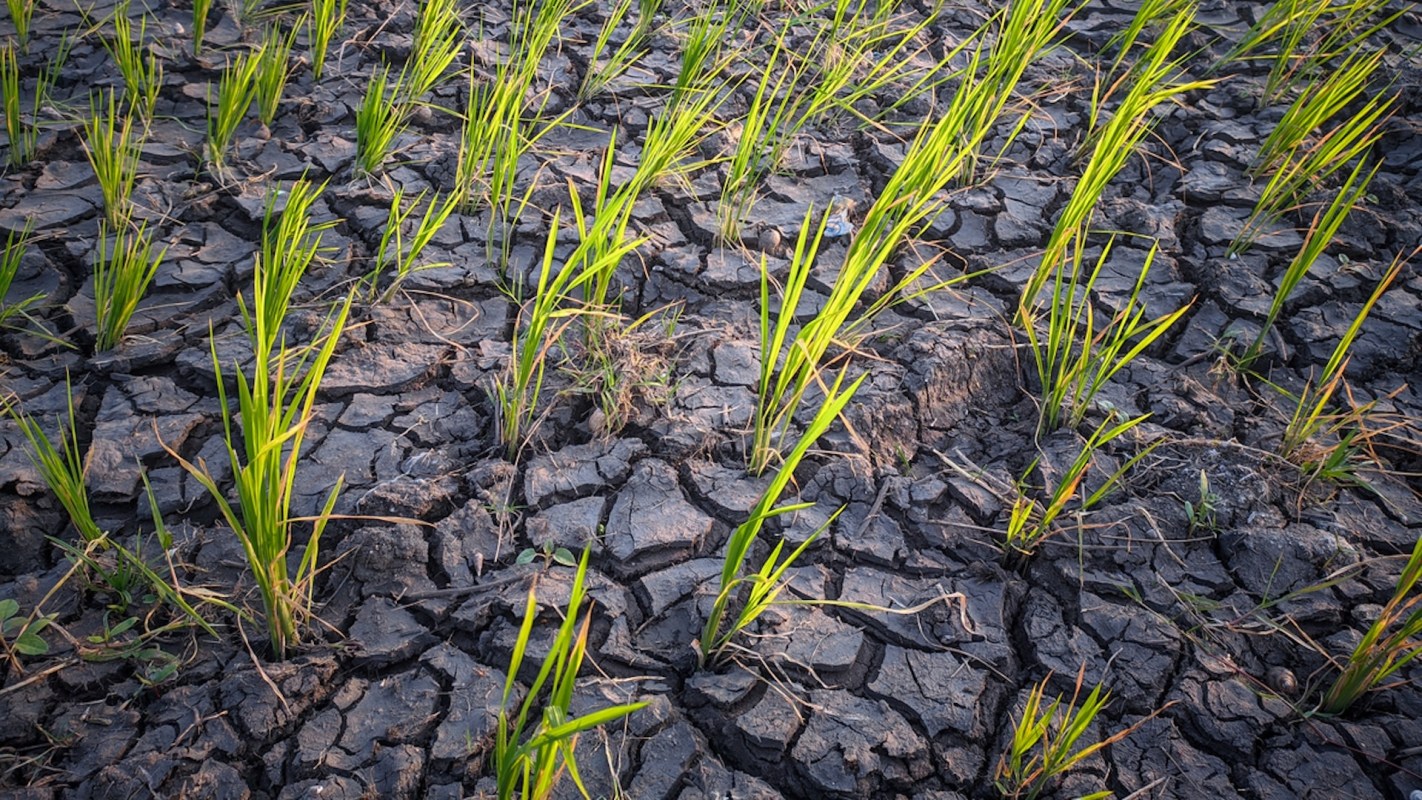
[1183,469,1219,533]
[515,542,577,568]
[1,597,54,664]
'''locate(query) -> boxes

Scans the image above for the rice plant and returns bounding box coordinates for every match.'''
[208,48,263,168]
[2,375,103,543]
[670,6,733,103]
[1241,157,1378,367]
[1,35,64,167]
[192,0,211,55]
[495,547,647,799]
[354,64,407,175]
[308,0,348,81]
[1105,0,1194,74]
[169,179,352,660]
[0,219,41,329]
[1224,0,1404,100]
[254,177,335,349]
[1002,414,1158,559]
[494,205,641,460]
[1235,91,1392,254]
[255,20,299,126]
[1023,5,1211,320]
[578,0,648,100]
[1024,239,1191,432]
[995,668,1118,800]
[366,187,459,303]
[1319,529,1422,715]
[103,4,163,120]
[93,220,165,352]
[1254,47,1384,176]
[5,0,34,49]
[81,89,144,227]
[1277,250,1410,480]
[699,367,864,667]
[402,0,462,104]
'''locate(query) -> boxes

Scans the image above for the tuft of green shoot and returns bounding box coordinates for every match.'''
[81,89,145,228]
[1105,0,1193,74]
[208,48,262,168]
[0,218,42,329]
[367,187,459,303]
[1319,527,1422,715]
[192,0,211,54]
[104,4,163,120]
[578,0,648,100]
[700,367,863,667]
[670,7,733,103]
[494,203,642,461]
[93,220,166,352]
[1241,157,1378,366]
[5,0,33,49]
[1223,0,1405,101]
[1023,4,1212,322]
[403,0,463,104]
[354,64,407,176]
[1254,47,1385,177]
[168,179,352,660]
[308,0,348,81]
[1,35,66,167]
[254,176,335,351]
[1235,90,1393,254]
[3,375,104,543]
[1024,238,1192,432]
[1278,249,1411,480]
[495,547,648,800]
[255,20,300,126]
[1003,414,1158,559]
[995,668,1120,800]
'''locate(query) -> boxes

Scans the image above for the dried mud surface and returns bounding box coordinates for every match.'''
[3,0,1422,798]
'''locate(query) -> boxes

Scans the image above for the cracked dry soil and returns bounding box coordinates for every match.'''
[3,0,1422,798]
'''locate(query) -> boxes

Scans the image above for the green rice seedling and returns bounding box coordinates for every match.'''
[308,0,347,80]
[1224,0,1404,101]
[5,0,33,49]
[1003,414,1158,559]
[81,89,144,227]
[1105,0,1193,74]
[1254,47,1384,177]
[92,220,166,352]
[1236,93,1392,254]
[494,205,641,460]
[578,0,647,100]
[0,219,41,328]
[103,5,163,120]
[995,668,1119,800]
[1241,157,1377,366]
[670,7,733,103]
[255,20,299,126]
[402,0,462,104]
[367,187,459,303]
[208,48,262,168]
[192,0,211,54]
[254,177,334,351]
[354,64,407,175]
[169,178,352,657]
[1277,249,1409,478]
[3,375,103,543]
[716,32,802,242]
[699,367,864,667]
[1023,6,1211,321]
[495,547,648,800]
[1025,239,1192,432]
[1319,529,1422,715]
[1,35,65,167]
